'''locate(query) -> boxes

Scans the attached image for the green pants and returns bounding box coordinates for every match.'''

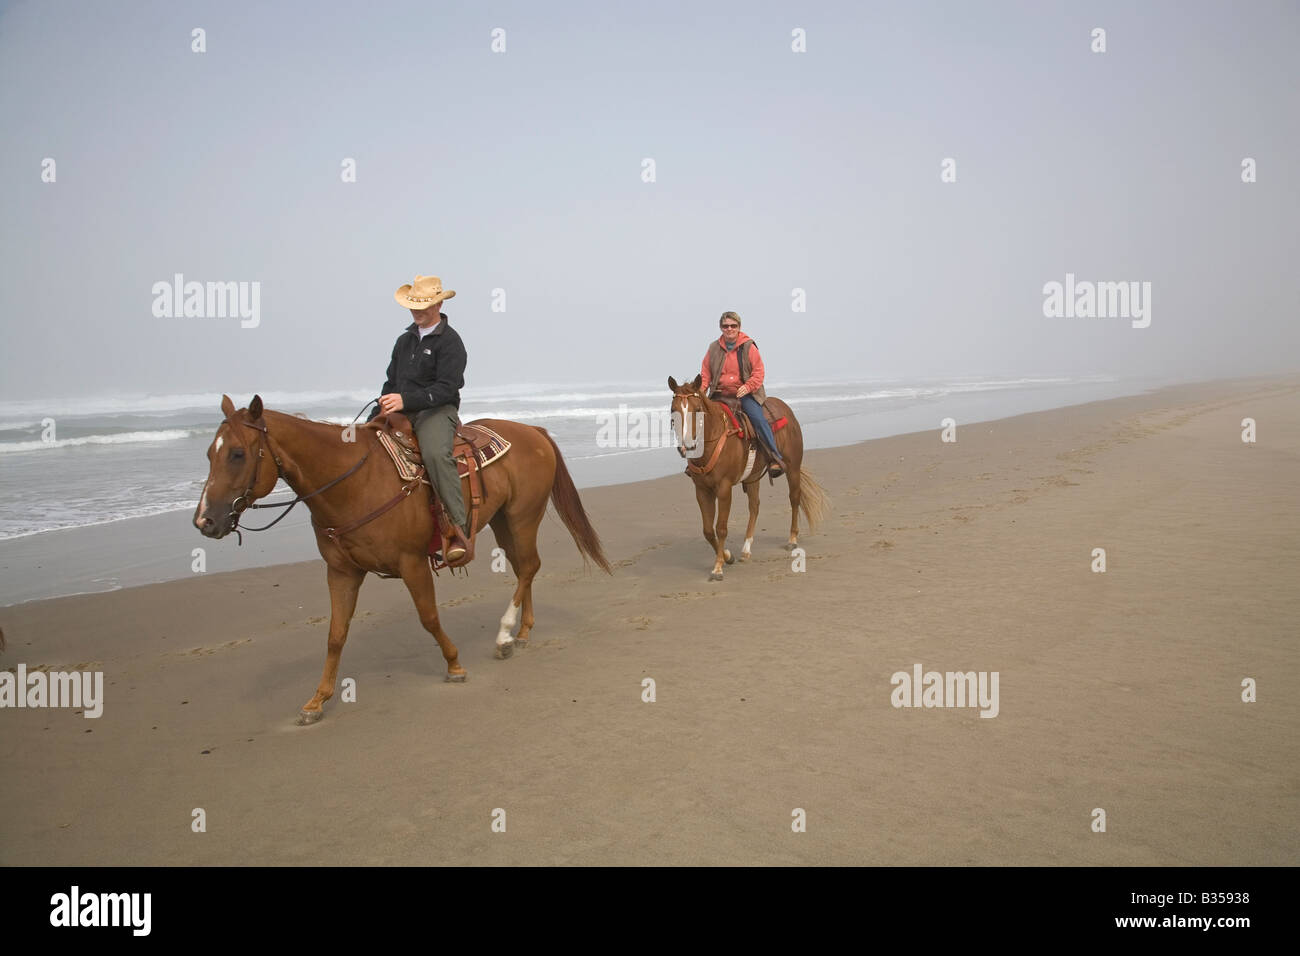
[411,404,467,529]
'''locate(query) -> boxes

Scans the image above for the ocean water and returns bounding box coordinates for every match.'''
[0,375,1143,544]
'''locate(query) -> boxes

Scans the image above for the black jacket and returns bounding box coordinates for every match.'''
[368,314,466,420]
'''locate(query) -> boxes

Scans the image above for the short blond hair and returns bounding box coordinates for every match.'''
[719,311,741,328]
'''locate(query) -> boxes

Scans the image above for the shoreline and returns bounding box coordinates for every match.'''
[0,373,1222,607]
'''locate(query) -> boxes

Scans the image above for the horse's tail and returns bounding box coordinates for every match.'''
[0,626,5,653]
[542,429,613,574]
[796,466,832,531]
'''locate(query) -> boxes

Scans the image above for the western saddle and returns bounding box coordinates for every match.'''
[710,395,789,480]
[712,395,787,445]
[363,411,503,572]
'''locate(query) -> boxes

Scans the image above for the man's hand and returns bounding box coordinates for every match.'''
[379,393,405,414]
[736,385,749,398]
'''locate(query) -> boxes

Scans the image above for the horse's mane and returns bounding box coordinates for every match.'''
[265,408,365,431]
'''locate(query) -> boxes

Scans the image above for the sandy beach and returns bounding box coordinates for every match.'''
[1,375,1296,865]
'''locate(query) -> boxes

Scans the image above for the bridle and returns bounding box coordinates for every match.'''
[676,391,741,477]
[213,405,374,544]
[675,392,704,458]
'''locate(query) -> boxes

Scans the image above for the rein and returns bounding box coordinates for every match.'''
[218,400,378,543]
[682,395,742,477]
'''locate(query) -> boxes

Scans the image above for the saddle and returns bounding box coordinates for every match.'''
[364,411,511,572]
[693,394,791,483]
[711,395,789,443]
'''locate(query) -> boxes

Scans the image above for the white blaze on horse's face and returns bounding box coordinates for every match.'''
[196,431,225,530]
[676,396,699,455]
[195,423,251,536]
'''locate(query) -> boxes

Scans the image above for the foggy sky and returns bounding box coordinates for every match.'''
[2,0,1297,403]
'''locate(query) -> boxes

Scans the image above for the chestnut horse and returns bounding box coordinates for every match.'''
[669,375,829,580]
[194,394,611,723]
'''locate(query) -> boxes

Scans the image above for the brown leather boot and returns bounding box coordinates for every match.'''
[445,525,473,566]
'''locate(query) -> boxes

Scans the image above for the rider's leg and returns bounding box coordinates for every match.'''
[413,405,470,555]
[741,394,784,468]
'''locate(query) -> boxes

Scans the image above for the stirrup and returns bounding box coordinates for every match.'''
[445,527,473,567]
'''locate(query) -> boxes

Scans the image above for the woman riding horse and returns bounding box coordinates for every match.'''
[699,311,786,477]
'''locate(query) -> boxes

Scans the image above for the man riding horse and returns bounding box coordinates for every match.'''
[699,311,786,478]
[367,274,473,566]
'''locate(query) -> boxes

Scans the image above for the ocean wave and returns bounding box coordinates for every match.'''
[335,384,1101,424]
[0,379,1112,443]
[0,498,204,539]
[568,445,676,461]
[0,389,382,424]
[0,377,1113,426]
[0,429,201,453]
[0,490,302,541]
[0,384,668,423]
[311,405,680,425]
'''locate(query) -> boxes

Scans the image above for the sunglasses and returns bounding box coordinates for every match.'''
[721,324,739,329]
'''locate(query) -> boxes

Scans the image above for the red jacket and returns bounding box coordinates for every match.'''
[701,332,765,396]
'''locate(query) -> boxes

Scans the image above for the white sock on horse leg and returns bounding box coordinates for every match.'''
[496,599,519,645]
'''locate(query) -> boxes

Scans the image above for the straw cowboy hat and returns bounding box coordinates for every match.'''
[394,275,457,310]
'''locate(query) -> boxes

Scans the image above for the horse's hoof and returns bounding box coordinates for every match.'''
[446,671,468,683]
[739,551,751,562]
[297,709,323,725]
[709,571,724,581]
[783,541,797,552]
[724,549,735,565]
[514,638,529,650]
[495,640,514,660]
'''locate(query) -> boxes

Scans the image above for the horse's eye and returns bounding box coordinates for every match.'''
[231,449,245,460]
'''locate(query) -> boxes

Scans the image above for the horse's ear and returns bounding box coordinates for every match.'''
[248,395,264,420]
[691,374,702,391]
[668,376,679,392]
[220,394,236,420]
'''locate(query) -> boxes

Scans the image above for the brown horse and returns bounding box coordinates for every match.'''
[194,394,611,723]
[668,375,830,580]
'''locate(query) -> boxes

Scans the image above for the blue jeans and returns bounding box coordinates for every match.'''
[741,395,782,462]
